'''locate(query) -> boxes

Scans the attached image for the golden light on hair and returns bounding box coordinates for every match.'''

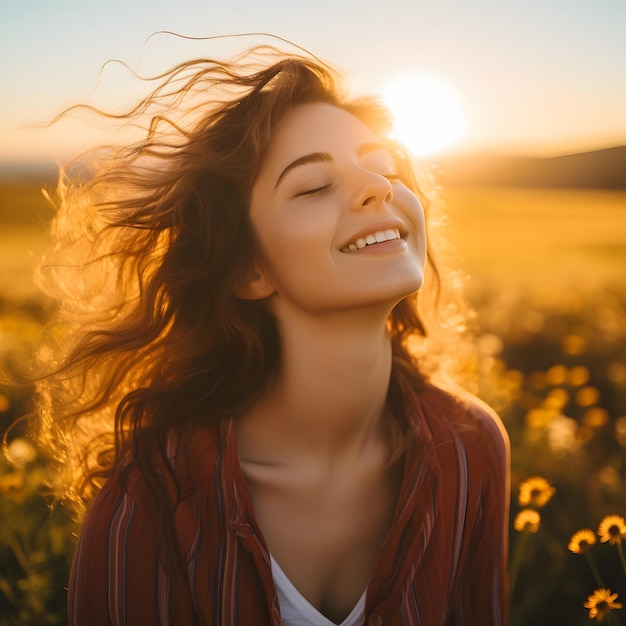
[382,72,465,157]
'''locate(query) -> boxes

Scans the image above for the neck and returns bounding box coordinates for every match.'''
[238,305,394,464]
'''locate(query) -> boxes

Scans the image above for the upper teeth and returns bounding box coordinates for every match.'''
[342,228,401,252]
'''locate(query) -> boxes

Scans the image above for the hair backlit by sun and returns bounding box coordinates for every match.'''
[382,72,465,158]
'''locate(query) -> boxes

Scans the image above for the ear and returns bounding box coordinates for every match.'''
[235,265,276,301]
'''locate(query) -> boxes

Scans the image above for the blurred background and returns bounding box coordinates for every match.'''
[1,1,625,624]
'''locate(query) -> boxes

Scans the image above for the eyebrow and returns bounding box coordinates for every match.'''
[273,142,391,190]
[274,152,331,189]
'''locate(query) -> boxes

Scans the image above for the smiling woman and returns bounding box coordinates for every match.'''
[20,42,509,626]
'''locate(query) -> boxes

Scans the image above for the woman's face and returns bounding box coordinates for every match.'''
[247,102,426,316]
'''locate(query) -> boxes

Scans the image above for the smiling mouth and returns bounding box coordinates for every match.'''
[341,228,402,253]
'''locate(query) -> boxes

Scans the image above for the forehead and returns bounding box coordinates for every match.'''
[258,102,384,175]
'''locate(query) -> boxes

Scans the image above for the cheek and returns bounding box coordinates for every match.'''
[395,188,427,251]
[397,186,425,222]
[253,213,336,288]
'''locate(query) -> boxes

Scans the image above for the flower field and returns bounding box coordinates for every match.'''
[1,180,625,624]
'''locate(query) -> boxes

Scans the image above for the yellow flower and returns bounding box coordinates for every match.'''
[584,588,623,621]
[514,509,541,533]
[598,515,626,545]
[569,529,597,554]
[518,476,556,508]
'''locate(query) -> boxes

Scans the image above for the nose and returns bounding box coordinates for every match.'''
[351,169,393,210]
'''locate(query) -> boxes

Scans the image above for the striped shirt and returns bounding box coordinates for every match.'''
[68,383,510,625]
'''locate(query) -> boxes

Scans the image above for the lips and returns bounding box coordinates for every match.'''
[341,228,402,253]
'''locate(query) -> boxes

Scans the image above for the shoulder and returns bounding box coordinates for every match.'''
[413,383,510,466]
[78,424,223,557]
[86,424,222,518]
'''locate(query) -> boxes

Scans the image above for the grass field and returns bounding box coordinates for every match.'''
[0,180,54,302]
[443,185,626,282]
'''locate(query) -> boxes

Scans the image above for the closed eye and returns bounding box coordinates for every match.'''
[295,184,332,198]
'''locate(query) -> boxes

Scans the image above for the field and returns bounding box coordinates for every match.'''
[445,185,626,282]
[1,179,625,624]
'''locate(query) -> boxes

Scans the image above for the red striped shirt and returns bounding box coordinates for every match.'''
[69,383,510,625]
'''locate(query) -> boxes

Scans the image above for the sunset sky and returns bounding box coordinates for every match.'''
[1,0,625,164]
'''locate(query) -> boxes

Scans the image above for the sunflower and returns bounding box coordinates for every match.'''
[518,476,556,508]
[584,588,623,621]
[598,515,626,545]
[569,529,597,554]
[514,509,541,533]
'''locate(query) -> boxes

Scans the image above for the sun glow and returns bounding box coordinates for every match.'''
[382,72,465,157]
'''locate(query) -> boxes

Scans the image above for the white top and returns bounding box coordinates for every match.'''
[270,555,366,626]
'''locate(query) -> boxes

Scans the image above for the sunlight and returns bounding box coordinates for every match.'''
[382,72,465,157]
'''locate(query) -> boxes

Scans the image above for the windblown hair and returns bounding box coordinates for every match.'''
[29,45,470,549]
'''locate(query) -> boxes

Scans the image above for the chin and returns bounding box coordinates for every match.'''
[370,275,425,310]
[391,271,425,298]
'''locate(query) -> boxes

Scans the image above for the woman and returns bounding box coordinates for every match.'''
[31,44,509,625]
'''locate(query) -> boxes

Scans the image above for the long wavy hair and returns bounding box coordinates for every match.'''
[28,43,470,574]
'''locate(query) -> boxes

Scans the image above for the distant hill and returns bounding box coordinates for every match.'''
[433,146,626,190]
[0,161,58,183]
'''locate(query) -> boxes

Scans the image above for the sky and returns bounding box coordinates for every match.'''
[1,0,625,165]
